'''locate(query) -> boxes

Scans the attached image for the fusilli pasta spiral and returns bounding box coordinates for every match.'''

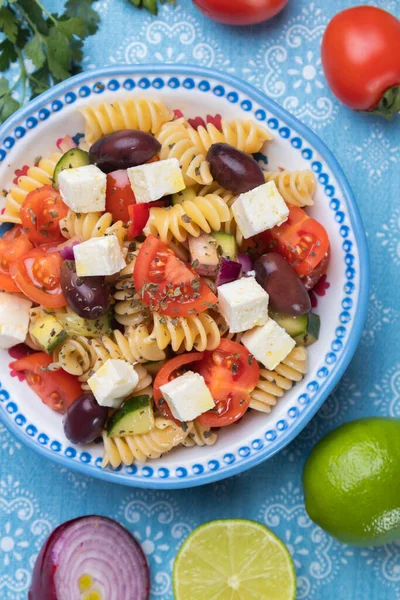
[186,119,273,155]
[156,118,212,185]
[53,334,153,391]
[144,193,231,243]
[152,312,220,352]
[101,417,191,467]
[60,210,113,241]
[79,98,172,144]
[182,421,217,447]
[264,170,316,207]
[0,152,61,224]
[249,347,308,413]
[114,241,151,327]
[197,182,242,245]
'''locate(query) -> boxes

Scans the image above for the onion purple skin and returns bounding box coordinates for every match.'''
[29,516,150,600]
[237,253,254,275]
[216,257,242,286]
[59,240,80,261]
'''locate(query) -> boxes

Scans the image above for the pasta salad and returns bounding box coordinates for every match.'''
[0,97,330,468]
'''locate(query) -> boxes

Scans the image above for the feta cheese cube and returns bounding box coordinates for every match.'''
[232,181,289,239]
[58,164,106,213]
[88,359,139,408]
[127,158,185,204]
[160,371,214,421]
[73,234,126,277]
[0,292,32,349]
[241,318,296,370]
[217,276,269,333]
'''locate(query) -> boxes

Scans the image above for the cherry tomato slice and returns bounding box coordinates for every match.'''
[0,226,33,292]
[263,206,330,276]
[134,235,217,317]
[153,353,205,420]
[20,185,69,245]
[195,339,260,428]
[106,169,136,223]
[10,352,82,413]
[10,248,66,308]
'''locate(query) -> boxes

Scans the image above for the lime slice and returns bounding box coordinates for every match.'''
[173,519,296,600]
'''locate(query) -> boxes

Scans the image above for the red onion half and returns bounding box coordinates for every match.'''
[29,516,150,600]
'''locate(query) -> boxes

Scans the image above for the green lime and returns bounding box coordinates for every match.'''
[173,519,296,600]
[303,417,400,546]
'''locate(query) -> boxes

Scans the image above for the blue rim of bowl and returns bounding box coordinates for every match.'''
[0,64,369,489]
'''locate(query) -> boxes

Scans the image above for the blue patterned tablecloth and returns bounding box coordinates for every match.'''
[1,1,400,598]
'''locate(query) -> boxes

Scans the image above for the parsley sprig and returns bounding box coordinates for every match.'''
[129,0,176,16]
[0,0,100,124]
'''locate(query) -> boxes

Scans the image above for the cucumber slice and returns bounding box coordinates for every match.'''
[211,231,238,261]
[172,187,197,205]
[56,310,113,338]
[270,312,308,337]
[29,315,67,353]
[294,312,320,347]
[107,395,154,437]
[53,148,90,188]
[143,360,166,377]
[271,311,320,347]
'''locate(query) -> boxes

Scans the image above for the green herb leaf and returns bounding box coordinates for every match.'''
[0,39,17,71]
[0,6,19,43]
[65,0,100,35]
[24,33,46,69]
[58,16,86,40]
[0,77,20,122]
[46,26,71,80]
[29,65,51,97]
[18,0,49,35]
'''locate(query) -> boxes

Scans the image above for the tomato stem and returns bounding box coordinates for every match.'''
[367,85,400,120]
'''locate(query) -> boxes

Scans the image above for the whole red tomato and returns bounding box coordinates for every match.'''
[192,0,288,26]
[321,6,400,118]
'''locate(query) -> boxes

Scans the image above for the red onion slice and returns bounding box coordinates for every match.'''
[43,237,81,259]
[29,516,150,600]
[216,258,242,287]
[237,253,254,276]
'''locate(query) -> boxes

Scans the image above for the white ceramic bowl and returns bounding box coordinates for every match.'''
[0,65,369,488]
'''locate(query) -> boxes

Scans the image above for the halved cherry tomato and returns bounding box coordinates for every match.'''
[0,226,33,292]
[153,352,205,420]
[302,245,330,291]
[106,170,136,223]
[127,198,171,239]
[10,352,82,413]
[134,235,217,317]
[195,339,260,428]
[239,233,269,261]
[10,248,66,308]
[262,206,330,276]
[20,185,69,245]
